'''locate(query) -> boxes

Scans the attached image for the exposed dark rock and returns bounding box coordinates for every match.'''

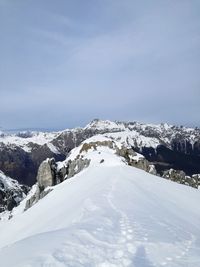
[0,143,36,186]
[0,143,65,186]
[162,169,199,188]
[0,171,29,213]
[171,139,200,156]
[66,157,91,179]
[137,145,200,177]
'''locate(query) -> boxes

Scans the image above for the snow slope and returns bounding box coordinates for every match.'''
[0,146,200,267]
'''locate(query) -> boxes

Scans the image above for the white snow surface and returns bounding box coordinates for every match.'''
[0,148,200,267]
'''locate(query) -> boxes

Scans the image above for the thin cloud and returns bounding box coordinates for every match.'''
[0,0,199,129]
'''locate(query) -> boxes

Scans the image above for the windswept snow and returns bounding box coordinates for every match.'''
[0,147,200,266]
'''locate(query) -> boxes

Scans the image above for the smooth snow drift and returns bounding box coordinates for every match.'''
[0,148,200,267]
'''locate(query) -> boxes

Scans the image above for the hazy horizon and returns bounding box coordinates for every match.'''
[1,118,199,133]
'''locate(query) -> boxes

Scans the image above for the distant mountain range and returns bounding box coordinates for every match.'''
[0,119,199,186]
[1,127,60,133]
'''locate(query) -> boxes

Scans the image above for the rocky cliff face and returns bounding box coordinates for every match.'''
[0,171,29,213]
[0,143,35,186]
[138,144,200,176]
[0,142,65,186]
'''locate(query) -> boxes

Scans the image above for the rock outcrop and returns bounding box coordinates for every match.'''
[115,145,153,174]
[24,185,52,211]
[25,155,91,210]
[25,158,59,210]
[67,157,91,179]
[192,174,200,188]
[37,158,57,190]
[162,169,199,188]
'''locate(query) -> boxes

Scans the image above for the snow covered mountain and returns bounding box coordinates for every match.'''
[0,136,200,267]
[1,120,199,153]
[0,119,199,186]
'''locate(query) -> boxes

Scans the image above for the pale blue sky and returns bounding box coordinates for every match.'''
[0,0,200,130]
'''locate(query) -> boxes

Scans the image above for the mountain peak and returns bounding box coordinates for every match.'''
[85,119,125,131]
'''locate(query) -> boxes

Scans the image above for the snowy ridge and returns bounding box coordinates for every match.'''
[56,135,126,177]
[0,137,200,266]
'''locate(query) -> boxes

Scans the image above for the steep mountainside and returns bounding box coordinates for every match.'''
[0,171,29,213]
[0,119,199,186]
[0,138,200,267]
